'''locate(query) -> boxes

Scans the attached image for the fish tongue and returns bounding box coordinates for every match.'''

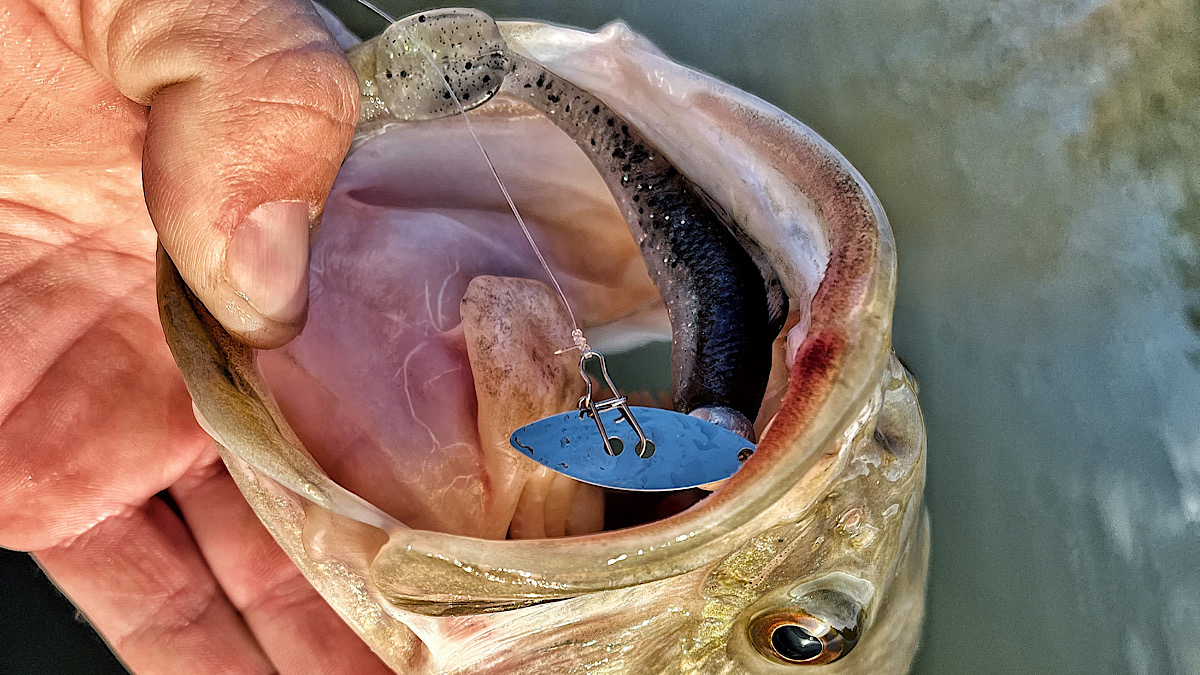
[460,275,604,538]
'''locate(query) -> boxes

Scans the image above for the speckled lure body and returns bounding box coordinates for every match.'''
[499,50,788,423]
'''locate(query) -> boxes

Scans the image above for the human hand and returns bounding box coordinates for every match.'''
[0,0,390,671]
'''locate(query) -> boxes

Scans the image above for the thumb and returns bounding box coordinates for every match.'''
[82,0,360,347]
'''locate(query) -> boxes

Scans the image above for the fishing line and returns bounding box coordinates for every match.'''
[355,0,582,338]
[347,4,758,488]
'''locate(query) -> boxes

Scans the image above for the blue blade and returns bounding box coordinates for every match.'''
[510,406,755,491]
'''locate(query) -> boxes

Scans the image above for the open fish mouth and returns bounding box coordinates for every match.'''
[157,9,928,674]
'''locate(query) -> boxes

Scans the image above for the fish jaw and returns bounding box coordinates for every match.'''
[155,10,927,674]
[377,357,928,675]
[691,355,929,674]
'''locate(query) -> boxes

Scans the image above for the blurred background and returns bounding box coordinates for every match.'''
[4,0,1198,672]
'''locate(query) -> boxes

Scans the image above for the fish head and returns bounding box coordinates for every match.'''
[157,9,928,674]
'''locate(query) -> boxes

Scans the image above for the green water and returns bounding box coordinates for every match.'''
[324,1,1200,672]
[6,1,1197,672]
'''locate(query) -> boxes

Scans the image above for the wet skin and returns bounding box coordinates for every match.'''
[0,0,390,671]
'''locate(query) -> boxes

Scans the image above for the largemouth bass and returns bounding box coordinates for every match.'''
[157,8,929,673]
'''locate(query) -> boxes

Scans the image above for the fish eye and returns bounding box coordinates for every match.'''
[747,591,863,666]
[772,624,823,661]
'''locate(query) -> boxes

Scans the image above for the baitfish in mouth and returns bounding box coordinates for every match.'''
[157,7,929,673]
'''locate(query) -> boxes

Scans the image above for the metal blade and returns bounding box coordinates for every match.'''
[510,406,755,491]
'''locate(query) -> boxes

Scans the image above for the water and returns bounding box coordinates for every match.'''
[326,1,1198,672]
[6,1,1197,672]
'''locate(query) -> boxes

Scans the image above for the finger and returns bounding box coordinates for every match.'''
[34,498,273,674]
[53,0,360,348]
[169,456,392,674]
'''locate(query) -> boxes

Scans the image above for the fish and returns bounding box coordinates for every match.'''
[156,7,929,673]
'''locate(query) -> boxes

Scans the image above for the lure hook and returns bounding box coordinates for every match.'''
[575,349,656,459]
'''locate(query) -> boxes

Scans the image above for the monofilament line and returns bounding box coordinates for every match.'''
[356,0,581,333]
[354,0,393,24]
